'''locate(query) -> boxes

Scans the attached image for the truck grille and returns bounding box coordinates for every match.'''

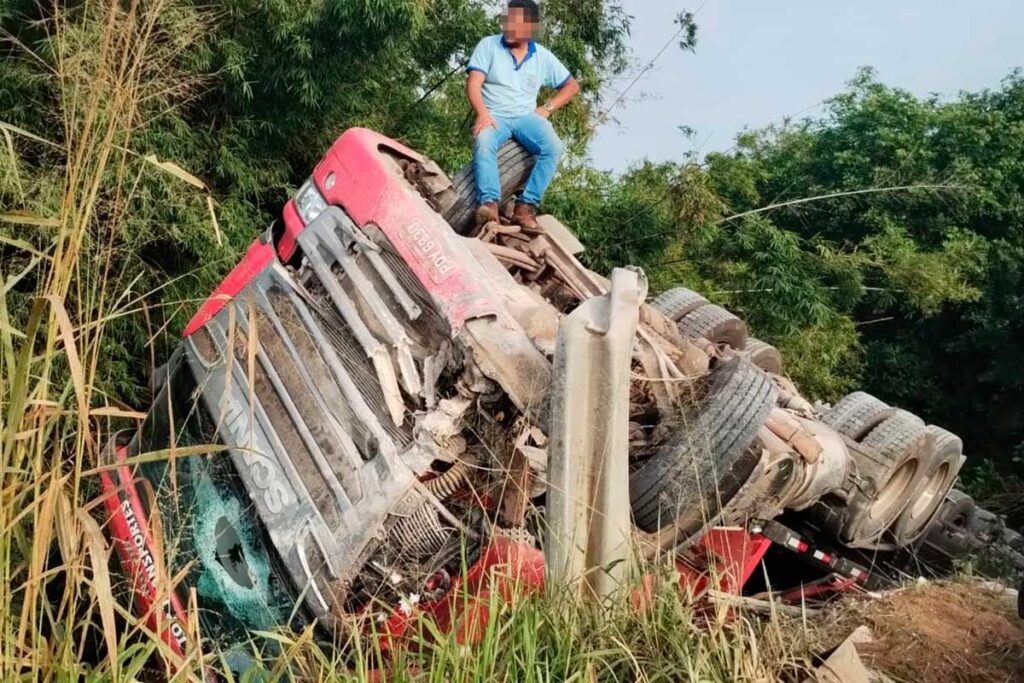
[184,205,465,623]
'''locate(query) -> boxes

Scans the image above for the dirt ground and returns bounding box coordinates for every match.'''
[818,580,1024,683]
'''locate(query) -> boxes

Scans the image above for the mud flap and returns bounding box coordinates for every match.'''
[545,267,648,599]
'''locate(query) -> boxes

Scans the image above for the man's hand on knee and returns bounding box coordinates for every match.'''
[473,111,499,137]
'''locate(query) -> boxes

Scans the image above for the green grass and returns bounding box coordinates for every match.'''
[200,566,813,682]
[270,591,808,682]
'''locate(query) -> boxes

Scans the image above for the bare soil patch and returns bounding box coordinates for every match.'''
[818,581,1024,683]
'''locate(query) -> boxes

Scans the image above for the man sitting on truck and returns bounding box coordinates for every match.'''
[467,0,580,230]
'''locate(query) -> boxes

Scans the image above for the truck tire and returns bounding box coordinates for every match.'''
[743,337,784,375]
[860,410,928,458]
[444,141,535,235]
[939,489,978,530]
[629,358,776,534]
[821,392,895,441]
[969,506,1001,534]
[649,287,709,322]
[844,411,928,541]
[891,426,963,543]
[918,490,979,563]
[677,304,748,350]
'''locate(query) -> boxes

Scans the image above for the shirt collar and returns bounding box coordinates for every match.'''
[501,36,536,55]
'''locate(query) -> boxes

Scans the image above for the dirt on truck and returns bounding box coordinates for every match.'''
[98,128,1024,672]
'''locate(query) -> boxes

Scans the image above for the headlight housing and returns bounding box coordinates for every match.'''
[295,179,328,224]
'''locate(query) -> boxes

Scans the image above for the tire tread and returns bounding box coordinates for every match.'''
[821,392,894,441]
[629,359,776,531]
[677,304,748,350]
[650,287,709,322]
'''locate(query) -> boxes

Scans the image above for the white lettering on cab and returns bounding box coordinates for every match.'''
[405,221,455,282]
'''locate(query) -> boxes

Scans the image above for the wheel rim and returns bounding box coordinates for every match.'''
[910,462,951,520]
[868,458,918,524]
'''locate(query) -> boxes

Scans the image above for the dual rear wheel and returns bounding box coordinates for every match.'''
[822,393,964,546]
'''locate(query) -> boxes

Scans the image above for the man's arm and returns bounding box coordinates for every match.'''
[536,77,580,119]
[467,71,498,136]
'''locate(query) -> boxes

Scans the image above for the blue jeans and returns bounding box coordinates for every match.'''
[473,113,565,206]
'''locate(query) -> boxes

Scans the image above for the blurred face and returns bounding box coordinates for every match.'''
[501,8,538,45]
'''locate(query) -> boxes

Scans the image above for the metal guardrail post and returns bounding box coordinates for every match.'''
[545,267,647,599]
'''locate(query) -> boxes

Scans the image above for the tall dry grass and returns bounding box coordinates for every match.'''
[1,0,209,678]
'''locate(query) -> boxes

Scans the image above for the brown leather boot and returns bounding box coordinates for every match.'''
[475,202,499,226]
[511,202,541,231]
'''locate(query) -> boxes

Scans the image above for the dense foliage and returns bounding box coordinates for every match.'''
[553,69,1024,486]
[716,71,1024,477]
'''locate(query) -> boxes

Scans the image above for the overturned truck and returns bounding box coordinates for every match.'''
[99,128,1013,660]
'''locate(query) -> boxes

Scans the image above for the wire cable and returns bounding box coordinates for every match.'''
[594,0,709,127]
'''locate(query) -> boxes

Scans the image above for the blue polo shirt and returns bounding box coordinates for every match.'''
[467,35,573,119]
